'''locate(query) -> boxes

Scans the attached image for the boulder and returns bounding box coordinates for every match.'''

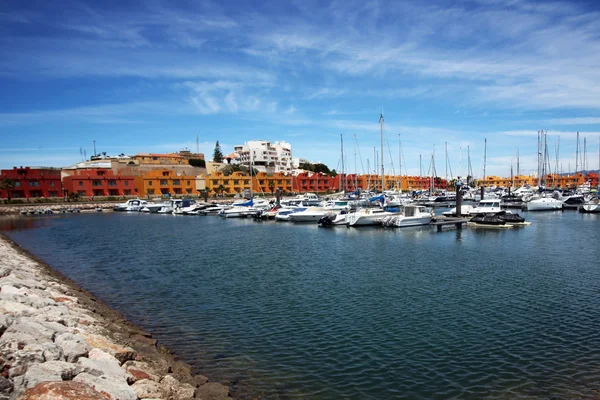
[17,381,109,400]
[21,361,83,389]
[77,349,132,383]
[131,379,163,399]
[73,372,137,400]
[55,333,90,362]
[195,382,232,400]
[81,334,136,364]
[0,376,13,397]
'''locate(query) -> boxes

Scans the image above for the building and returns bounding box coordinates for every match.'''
[292,172,338,193]
[0,167,62,199]
[134,170,198,197]
[131,153,187,165]
[205,171,252,195]
[62,169,136,197]
[234,141,293,174]
[253,172,294,194]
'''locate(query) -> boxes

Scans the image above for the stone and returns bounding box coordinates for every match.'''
[160,374,180,396]
[21,361,83,389]
[131,379,163,399]
[182,374,209,388]
[0,376,13,396]
[7,348,45,378]
[41,343,64,362]
[77,349,133,384]
[0,300,37,317]
[81,334,136,364]
[73,372,137,400]
[17,381,109,400]
[175,383,196,399]
[55,333,90,362]
[126,367,159,383]
[123,361,161,382]
[194,382,232,400]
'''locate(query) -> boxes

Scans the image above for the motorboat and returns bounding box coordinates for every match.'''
[442,205,474,217]
[345,208,395,226]
[288,207,333,223]
[380,205,433,227]
[469,213,507,226]
[526,197,562,211]
[140,201,169,213]
[158,199,183,214]
[274,206,307,221]
[218,198,271,218]
[581,196,600,213]
[114,199,147,212]
[561,194,585,209]
[318,210,350,226]
[468,199,506,215]
[280,193,321,207]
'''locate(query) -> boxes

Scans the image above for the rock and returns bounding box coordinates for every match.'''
[1,317,63,346]
[123,361,161,382]
[195,382,232,400]
[160,374,180,395]
[175,383,196,399]
[182,374,209,388]
[73,373,137,400]
[55,333,89,362]
[21,361,83,389]
[131,379,163,399]
[0,300,37,317]
[77,349,132,383]
[81,334,136,364]
[7,348,45,378]
[126,366,158,383]
[17,381,109,400]
[41,343,64,362]
[0,376,13,397]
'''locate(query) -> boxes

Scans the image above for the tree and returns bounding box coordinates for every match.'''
[0,178,15,202]
[268,180,276,194]
[220,164,258,176]
[189,159,206,168]
[329,169,337,177]
[213,141,224,163]
[216,184,226,195]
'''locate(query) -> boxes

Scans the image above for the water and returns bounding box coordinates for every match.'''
[2,211,600,399]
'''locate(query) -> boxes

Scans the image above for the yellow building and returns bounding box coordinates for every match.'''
[131,153,187,165]
[253,172,293,194]
[205,171,252,195]
[134,170,198,197]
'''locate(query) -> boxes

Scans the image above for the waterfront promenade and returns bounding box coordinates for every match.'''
[0,234,231,399]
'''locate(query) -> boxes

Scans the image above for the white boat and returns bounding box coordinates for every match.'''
[526,197,563,211]
[345,208,394,226]
[280,193,321,207]
[581,196,600,213]
[380,205,433,227]
[288,207,333,222]
[141,201,169,213]
[218,198,271,218]
[468,199,506,215]
[274,206,306,221]
[442,205,475,217]
[201,205,229,215]
[114,199,146,212]
[158,199,183,214]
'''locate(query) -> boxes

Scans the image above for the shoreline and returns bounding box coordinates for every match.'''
[0,233,233,399]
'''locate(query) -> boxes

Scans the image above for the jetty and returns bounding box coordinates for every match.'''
[430,216,470,231]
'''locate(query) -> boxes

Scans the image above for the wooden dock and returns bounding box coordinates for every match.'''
[430,217,470,231]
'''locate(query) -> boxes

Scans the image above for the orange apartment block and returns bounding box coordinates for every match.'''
[134,170,198,197]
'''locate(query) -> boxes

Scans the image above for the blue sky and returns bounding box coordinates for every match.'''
[1,0,600,178]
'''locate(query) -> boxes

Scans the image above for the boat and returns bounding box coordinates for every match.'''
[157,199,183,214]
[114,199,148,212]
[526,197,562,211]
[114,199,147,212]
[469,213,506,226]
[380,205,433,227]
[218,198,271,218]
[274,206,307,221]
[280,193,321,207]
[141,201,170,213]
[580,196,600,213]
[561,193,585,209]
[468,199,507,215]
[288,207,333,223]
[345,207,393,226]
[318,210,350,226]
[442,204,474,217]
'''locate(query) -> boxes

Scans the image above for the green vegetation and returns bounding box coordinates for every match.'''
[220,164,259,176]
[213,141,224,163]
[0,178,15,202]
[300,162,337,177]
[189,158,206,168]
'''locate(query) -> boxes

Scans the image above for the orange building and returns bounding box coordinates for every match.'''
[292,172,338,193]
[134,170,197,197]
[205,171,252,195]
[131,153,187,165]
[63,169,136,197]
[253,172,293,194]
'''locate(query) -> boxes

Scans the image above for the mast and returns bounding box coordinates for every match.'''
[483,138,487,184]
[467,146,473,186]
[398,134,403,192]
[583,137,587,173]
[537,130,541,187]
[575,132,580,176]
[340,134,345,193]
[379,113,385,192]
[354,134,357,191]
[419,154,422,189]
[517,148,520,180]
[445,142,448,184]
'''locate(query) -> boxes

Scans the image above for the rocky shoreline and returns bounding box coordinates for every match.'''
[0,204,117,216]
[0,234,232,400]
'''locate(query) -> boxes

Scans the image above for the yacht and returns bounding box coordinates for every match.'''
[442,204,475,217]
[468,199,505,215]
[380,205,433,227]
[526,197,563,211]
[288,207,333,222]
[140,200,169,213]
[345,208,395,226]
[581,196,600,213]
[114,199,148,212]
[280,193,321,207]
[274,206,307,221]
[158,199,183,214]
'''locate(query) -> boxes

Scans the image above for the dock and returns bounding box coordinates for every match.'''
[430,216,470,231]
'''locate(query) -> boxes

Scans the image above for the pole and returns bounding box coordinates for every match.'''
[93,140,96,157]
[341,134,345,193]
[354,134,357,191]
[482,138,487,200]
[379,113,385,192]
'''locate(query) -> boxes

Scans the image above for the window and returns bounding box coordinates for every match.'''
[147,189,155,195]
[172,180,180,186]
[29,181,40,187]
[162,171,168,176]
[212,180,218,185]
[48,191,58,197]
[124,181,129,186]
[233,180,239,185]
[108,180,117,186]
[78,190,86,196]
[93,190,104,196]
[92,180,102,187]
[124,189,131,195]
[79,181,83,187]
[160,180,168,186]
[14,181,21,187]
[187,180,190,185]
[49,181,54,187]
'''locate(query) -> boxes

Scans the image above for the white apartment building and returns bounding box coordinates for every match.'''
[233,140,293,173]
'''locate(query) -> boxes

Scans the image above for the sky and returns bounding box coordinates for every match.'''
[1,0,600,178]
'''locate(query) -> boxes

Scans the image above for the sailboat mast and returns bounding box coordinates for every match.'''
[379,113,385,192]
[445,142,448,185]
[398,134,402,192]
[419,154,422,189]
[583,137,587,172]
[354,134,357,191]
[340,134,345,193]
[467,146,473,186]
[483,138,487,183]
[576,132,580,175]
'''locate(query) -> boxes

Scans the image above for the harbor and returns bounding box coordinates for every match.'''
[1,205,599,399]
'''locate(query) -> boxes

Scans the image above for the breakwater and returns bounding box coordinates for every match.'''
[0,234,231,400]
[0,203,116,216]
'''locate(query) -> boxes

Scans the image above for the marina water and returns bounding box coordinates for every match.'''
[2,211,600,399]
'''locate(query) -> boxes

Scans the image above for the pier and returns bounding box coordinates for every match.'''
[430,216,470,231]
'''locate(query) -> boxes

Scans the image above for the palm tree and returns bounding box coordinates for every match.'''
[0,178,15,202]
[217,184,226,196]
